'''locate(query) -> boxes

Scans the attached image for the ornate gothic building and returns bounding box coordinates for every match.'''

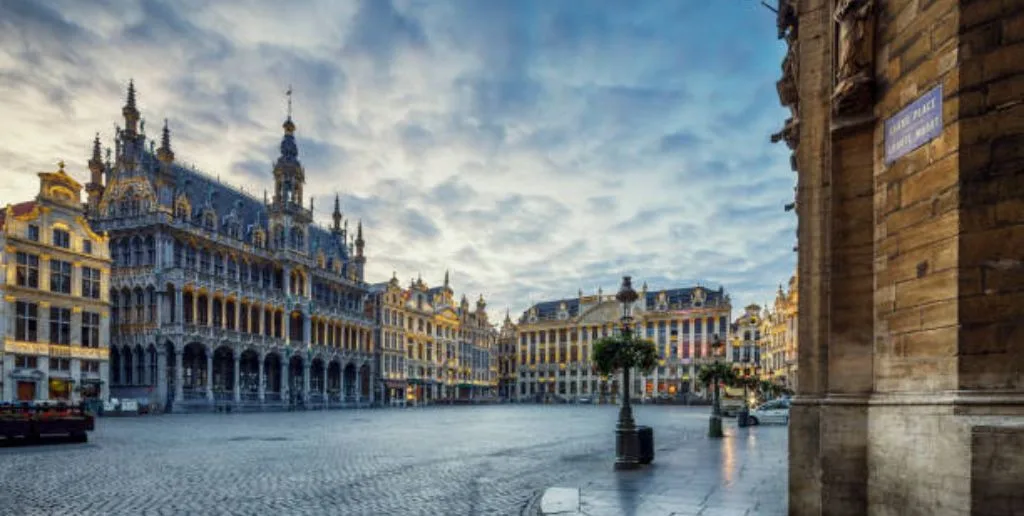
[88,82,376,412]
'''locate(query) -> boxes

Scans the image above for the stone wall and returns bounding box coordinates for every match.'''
[784,0,1024,514]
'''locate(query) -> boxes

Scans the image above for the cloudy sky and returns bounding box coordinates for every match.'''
[0,0,795,321]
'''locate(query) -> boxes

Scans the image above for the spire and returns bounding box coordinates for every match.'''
[122,80,140,135]
[283,85,296,135]
[355,219,365,259]
[332,194,342,232]
[157,119,174,163]
[88,133,104,185]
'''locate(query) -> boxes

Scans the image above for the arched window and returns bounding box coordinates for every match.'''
[145,236,156,265]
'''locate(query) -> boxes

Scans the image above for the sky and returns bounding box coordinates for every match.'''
[0,0,796,323]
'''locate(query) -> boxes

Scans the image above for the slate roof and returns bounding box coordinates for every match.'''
[521,286,728,323]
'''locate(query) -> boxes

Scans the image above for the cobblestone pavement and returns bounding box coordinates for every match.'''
[0,405,786,516]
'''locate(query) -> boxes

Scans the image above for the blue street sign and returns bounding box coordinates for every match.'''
[885,85,943,164]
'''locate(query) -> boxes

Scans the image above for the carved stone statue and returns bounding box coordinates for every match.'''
[777,0,798,40]
[832,0,875,117]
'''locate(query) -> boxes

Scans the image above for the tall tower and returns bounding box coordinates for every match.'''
[270,87,308,222]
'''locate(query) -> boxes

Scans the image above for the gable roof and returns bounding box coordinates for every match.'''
[0,201,38,230]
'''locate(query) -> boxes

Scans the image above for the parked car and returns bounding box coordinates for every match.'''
[747,399,791,425]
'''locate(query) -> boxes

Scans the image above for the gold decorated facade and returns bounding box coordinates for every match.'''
[1,163,111,402]
[758,274,798,389]
[368,271,497,405]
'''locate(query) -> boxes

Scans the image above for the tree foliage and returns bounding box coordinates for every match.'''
[697,362,737,388]
[591,334,659,376]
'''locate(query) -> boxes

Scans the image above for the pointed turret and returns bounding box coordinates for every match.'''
[122,80,140,136]
[477,294,486,311]
[86,134,106,210]
[332,194,342,233]
[157,119,174,164]
[444,270,450,289]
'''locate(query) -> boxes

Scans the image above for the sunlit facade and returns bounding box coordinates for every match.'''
[369,272,497,406]
[87,82,375,412]
[515,284,733,403]
[759,274,798,389]
[729,304,763,377]
[1,164,111,402]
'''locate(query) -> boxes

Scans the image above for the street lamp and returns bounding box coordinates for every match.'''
[615,276,639,433]
[707,333,728,438]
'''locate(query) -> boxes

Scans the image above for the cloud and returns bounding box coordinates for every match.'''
[0,0,795,322]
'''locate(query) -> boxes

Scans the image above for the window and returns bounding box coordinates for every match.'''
[49,307,71,345]
[50,260,72,294]
[27,224,39,241]
[82,267,101,299]
[15,302,38,341]
[82,360,101,374]
[15,355,38,369]
[52,228,70,248]
[82,312,100,348]
[49,358,71,371]
[83,240,93,254]
[16,252,39,288]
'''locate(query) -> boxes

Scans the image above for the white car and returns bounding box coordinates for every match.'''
[747,399,790,425]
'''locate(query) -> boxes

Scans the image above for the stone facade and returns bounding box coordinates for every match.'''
[759,274,799,389]
[496,312,518,401]
[88,83,375,412]
[729,304,764,377]
[778,0,1024,514]
[0,164,111,402]
[515,284,732,403]
[367,272,497,406]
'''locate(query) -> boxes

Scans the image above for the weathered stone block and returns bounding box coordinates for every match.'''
[901,153,959,207]
[896,268,958,309]
[971,424,1024,516]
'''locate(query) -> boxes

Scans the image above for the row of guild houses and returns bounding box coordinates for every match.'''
[0,82,499,410]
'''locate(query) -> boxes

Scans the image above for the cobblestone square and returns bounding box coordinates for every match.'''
[0,406,786,516]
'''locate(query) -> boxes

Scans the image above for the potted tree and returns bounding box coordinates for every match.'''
[592,276,659,469]
[698,361,737,438]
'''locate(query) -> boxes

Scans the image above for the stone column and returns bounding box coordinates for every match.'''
[175,288,184,326]
[303,360,311,405]
[280,358,289,403]
[157,349,167,408]
[257,353,265,403]
[303,312,312,347]
[368,364,375,406]
[355,367,362,406]
[174,348,184,403]
[156,292,164,328]
[205,347,213,401]
[233,352,241,402]
[322,364,329,408]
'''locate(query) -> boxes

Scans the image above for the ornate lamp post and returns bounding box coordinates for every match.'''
[707,334,728,438]
[615,276,639,432]
[613,276,641,470]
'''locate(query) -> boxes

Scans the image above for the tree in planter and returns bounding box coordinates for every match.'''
[592,276,659,469]
[698,361,737,438]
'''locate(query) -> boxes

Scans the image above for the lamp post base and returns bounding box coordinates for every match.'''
[708,415,724,438]
[614,427,642,470]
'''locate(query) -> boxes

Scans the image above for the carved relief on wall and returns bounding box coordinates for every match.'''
[832,0,875,117]
[772,0,801,163]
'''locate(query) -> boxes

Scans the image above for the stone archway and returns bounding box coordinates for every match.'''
[239,349,259,401]
[327,360,342,404]
[288,355,304,405]
[211,346,234,400]
[310,357,325,403]
[359,363,371,401]
[182,342,207,399]
[343,363,357,402]
[263,352,282,402]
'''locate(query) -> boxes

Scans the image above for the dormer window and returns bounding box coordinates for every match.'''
[203,211,216,230]
[52,229,70,249]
